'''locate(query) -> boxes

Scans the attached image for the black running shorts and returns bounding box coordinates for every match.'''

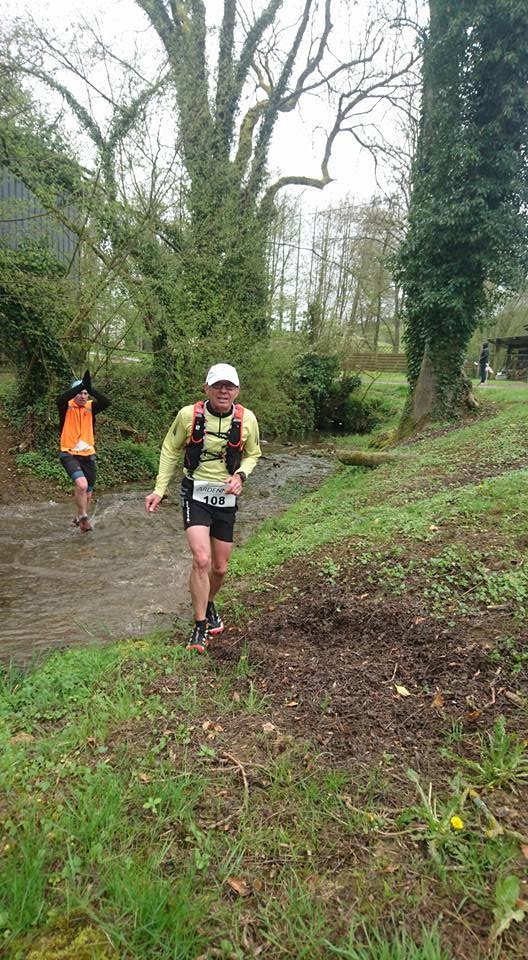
[180,478,237,543]
[59,453,97,491]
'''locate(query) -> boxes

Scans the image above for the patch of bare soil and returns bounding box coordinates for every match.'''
[212,556,527,823]
[143,555,526,958]
[0,417,64,505]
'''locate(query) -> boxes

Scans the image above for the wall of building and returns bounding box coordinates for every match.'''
[0,167,79,269]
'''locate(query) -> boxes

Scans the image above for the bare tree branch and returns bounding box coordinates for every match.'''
[215,0,237,155]
[246,0,315,200]
[283,0,333,108]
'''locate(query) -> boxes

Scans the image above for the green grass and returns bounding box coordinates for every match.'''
[230,388,528,599]
[440,717,528,792]
[324,924,453,959]
[0,633,525,957]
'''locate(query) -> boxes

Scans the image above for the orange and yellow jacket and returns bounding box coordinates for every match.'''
[57,386,110,456]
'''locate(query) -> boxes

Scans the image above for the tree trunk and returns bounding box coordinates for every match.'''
[392,286,401,353]
[398,344,477,435]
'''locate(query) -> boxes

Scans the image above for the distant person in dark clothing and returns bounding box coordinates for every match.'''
[478,341,490,384]
[57,370,110,532]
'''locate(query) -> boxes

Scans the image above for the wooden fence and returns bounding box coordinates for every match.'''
[344,353,407,373]
[344,354,477,379]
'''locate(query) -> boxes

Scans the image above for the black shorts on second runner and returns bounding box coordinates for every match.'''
[59,453,97,491]
[180,478,237,543]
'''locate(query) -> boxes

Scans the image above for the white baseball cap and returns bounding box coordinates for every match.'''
[205,363,240,387]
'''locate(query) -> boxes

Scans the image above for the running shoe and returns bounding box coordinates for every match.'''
[206,601,224,635]
[71,516,81,527]
[79,516,93,533]
[186,621,209,653]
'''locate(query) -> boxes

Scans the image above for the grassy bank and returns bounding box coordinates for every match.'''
[1,385,527,959]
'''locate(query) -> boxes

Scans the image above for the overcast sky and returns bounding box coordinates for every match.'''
[7,0,422,211]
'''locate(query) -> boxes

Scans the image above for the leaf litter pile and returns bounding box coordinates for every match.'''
[214,553,526,788]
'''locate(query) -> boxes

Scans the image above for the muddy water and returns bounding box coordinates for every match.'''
[0,446,333,662]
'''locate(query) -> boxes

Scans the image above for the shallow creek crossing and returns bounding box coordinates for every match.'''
[1,445,333,662]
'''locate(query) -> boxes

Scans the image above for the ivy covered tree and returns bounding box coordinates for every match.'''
[2,1,416,387]
[397,0,528,427]
[132,0,416,349]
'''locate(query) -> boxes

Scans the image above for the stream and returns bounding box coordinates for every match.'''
[0,445,333,662]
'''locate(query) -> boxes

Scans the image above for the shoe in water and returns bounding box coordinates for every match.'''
[206,601,224,635]
[79,516,93,533]
[186,621,209,653]
[71,516,81,527]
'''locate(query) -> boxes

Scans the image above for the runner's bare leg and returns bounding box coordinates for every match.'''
[209,537,234,601]
[74,476,89,518]
[185,525,212,621]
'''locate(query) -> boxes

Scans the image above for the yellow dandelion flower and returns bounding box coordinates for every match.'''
[450,815,464,831]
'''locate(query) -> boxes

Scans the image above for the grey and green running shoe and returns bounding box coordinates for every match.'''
[186,621,209,653]
[206,601,224,635]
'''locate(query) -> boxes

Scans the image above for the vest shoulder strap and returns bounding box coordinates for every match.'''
[227,403,245,448]
[188,400,206,443]
[184,401,206,473]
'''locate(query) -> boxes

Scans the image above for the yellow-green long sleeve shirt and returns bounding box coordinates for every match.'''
[153,402,262,498]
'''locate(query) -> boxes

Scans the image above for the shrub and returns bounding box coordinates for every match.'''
[292,352,381,434]
[95,440,159,487]
[15,451,70,488]
[295,353,342,407]
[95,367,173,444]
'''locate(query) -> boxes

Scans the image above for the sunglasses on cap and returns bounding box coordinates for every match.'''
[209,381,238,390]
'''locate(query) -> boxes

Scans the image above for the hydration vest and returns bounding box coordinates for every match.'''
[184,401,245,475]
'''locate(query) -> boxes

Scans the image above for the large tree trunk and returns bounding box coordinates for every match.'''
[399,344,477,434]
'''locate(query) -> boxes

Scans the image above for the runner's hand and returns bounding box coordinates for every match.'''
[145,492,162,513]
[224,475,243,496]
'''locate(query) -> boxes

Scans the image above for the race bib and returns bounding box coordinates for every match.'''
[192,480,235,508]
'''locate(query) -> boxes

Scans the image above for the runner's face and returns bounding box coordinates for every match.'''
[205,381,239,413]
[74,390,89,406]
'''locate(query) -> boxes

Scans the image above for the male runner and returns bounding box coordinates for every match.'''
[57,369,110,532]
[145,363,261,651]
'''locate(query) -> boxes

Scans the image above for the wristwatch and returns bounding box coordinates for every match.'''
[237,472,247,483]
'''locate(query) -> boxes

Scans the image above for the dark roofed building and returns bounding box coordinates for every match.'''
[0,166,79,270]
[490,329,528,380]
